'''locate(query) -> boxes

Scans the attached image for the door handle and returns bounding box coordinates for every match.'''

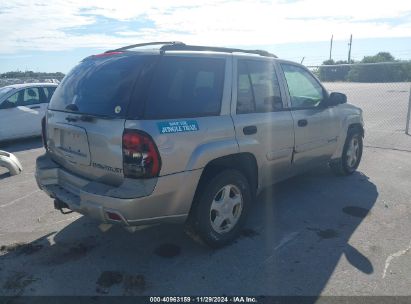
[30,106,40,109]
[298,119,308,127]
[243,125,257,135]
[65,116,78,122]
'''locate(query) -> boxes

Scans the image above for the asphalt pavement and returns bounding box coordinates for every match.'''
[0,137,410,297]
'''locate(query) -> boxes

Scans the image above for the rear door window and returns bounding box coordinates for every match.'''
[143,56,225,119]
[236,60,283,114]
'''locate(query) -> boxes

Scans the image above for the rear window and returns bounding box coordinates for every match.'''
[142,56,225,119]
[49,54,155,117]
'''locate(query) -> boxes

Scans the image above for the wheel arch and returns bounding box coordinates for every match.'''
[332,115,364,160]
[348,122,364,137]
[198,152,258,195]
[188,152,258,218]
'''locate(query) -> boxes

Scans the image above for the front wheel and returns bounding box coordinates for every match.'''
[189,169,251,248]
[330,128,363,176]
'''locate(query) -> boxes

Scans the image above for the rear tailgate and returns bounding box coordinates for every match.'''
[46,111,125,185]
[46,52,158,186]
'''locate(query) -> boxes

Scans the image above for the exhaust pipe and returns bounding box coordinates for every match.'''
[54,199,73,214]
[0,150,23,176]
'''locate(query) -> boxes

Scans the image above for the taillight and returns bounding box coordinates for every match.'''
[41,116,48,150]
[122,130,161,179]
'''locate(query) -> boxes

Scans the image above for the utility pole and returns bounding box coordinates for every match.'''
[348,34,353,63]
[329,34,333,61]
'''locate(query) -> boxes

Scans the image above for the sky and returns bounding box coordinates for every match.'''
[1,0,411,73]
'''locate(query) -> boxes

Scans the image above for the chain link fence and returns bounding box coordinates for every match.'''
[1,65,410,151]
[308,62,411,152]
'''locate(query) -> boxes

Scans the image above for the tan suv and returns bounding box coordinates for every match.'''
[36,42,364,247]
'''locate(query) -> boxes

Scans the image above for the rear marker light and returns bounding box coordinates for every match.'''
[122,130,161,179]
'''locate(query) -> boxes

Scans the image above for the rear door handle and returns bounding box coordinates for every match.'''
[243,125,257,135]
[298,119,308,127]
[30,106,40,109]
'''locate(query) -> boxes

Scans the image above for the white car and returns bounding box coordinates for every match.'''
[0,83,58,141]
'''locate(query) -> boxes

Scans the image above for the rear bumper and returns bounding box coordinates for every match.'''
[35,153,202,226]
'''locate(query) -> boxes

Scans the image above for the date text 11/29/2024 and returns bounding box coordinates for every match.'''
[149,297,258,303]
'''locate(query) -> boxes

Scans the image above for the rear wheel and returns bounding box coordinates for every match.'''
[330,128,363,176]
[189,169,251,248]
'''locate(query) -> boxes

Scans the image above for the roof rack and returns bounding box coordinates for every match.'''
[160,44,277,58]
[105,41,185,53]
[106,41,277,58]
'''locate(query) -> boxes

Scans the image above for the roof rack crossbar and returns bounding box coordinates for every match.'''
[160,44,277,58]
[106,41,185,53]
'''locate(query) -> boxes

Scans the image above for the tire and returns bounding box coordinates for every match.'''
[330,128,363,176]
[189,169,252,248]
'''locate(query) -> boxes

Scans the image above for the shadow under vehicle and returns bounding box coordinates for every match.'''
[0,165,378,299]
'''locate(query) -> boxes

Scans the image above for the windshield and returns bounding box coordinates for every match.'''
[0,87,14,99]
[49,53,156,118]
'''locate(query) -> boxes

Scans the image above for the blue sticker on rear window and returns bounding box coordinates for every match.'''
[158,120,199,134]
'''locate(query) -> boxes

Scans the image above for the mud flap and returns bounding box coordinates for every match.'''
[0,150,23,176]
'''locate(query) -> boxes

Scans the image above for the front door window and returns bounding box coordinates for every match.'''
[281,64,324,108]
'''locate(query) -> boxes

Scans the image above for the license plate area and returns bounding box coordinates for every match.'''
[56,125,91,166]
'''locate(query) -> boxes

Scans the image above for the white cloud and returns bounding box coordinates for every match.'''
[0,0,410,53]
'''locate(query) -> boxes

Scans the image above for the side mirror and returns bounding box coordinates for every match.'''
[326,92,347,107]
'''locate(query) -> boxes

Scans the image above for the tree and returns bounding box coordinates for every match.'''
[347,52,410,82]
[361,52,395,63]
[0,71,65,79]
[317,52,411,82]
[318,59,352,82]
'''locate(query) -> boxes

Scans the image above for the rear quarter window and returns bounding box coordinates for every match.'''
[44,87,57,102]
[143,56,225,119]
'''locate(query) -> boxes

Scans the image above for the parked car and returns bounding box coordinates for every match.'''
[0,83,58,141]
[35,42,364,247]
